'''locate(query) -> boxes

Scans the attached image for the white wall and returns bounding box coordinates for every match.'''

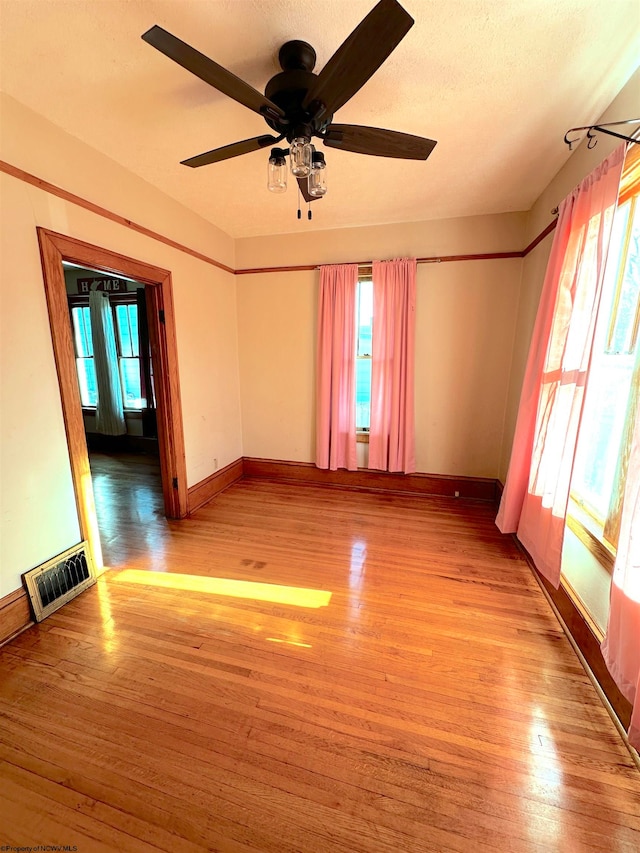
[237,213,526,477]
[0,94,243,598]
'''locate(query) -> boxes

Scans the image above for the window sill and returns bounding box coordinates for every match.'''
[82,407,143,418]
[356,431,369,444]
[566,510,615,575]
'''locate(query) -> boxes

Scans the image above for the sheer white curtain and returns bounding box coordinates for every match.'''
[89,291,126,436]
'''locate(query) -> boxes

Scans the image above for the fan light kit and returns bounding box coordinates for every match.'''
[142,0,436,220]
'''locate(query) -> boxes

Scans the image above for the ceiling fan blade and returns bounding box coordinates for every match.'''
[142,25,284,120]
[181,135,279,168]
[302,0,413,117]
[323,124,436,160]
[296,176,321,203]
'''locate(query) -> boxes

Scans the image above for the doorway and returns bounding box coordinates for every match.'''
[37,228,188,570]
[64,263,166,565]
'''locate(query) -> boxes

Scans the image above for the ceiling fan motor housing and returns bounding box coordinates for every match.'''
[264,41,333,141]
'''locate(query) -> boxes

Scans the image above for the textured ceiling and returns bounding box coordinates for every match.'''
[1,0,639,238]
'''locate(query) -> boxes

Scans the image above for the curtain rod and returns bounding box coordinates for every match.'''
[564,118,640,151]
[551,122,640,215]
[328,251,524,270]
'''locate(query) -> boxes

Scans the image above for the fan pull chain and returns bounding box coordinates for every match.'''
[308,202,312,221]
[297,184,302,220]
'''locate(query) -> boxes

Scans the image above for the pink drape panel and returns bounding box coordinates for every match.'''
[369,258,416,473]
[316,264,358,471]
[601,400,640,750]
[496,146,625,586]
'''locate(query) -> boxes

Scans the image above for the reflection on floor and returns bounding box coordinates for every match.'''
[1,479,639,850]
[89,450,166,568]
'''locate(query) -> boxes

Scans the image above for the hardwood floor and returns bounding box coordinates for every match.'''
[1,476,638,852]
[89,450,165,567]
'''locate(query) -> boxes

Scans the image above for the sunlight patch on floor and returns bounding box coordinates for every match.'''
[266,637,313,648]
[111,568,332,608]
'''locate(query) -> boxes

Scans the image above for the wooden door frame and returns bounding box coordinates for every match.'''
[37,228,188,567]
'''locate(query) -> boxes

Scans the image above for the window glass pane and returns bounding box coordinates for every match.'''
[115,304,133,357]
[571,199,638,522]
[119,357,143,408]
[356,357,371,430]
[607,201,640,354]
[357,280,373,356]
[355,278,373,430]
[71,307,84,356]
[82,307,93,357]
[76,358,97,407]
[128,305,140,357]
[572,365,633,520]
[72,306,92,357]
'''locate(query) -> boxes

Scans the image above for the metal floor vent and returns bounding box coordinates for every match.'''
[23,541,97,622]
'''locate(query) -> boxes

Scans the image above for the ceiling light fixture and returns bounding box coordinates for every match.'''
[308,150,327,197]
[290,135,313,178]
[268,143,328,202]
[267,147,288,193]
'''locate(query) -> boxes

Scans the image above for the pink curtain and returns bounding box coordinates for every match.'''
[496,145,625,586]
[369,258,416,473]
[316,264,358,471]
[601,400,640,750]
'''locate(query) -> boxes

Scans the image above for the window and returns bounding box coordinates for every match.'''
[71,305,98,407]
[114,303,144,408]
[69,295,146,410]
[355,273,373,432]
[569,147,640,565]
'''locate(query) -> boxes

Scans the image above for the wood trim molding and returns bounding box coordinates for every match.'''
[187,459,244,514]
[514,537,632,732]
[242,457,497,501]
[0,160,234,274]
[145,273,189,518]
[37,229,188,571]
[0,588,33,646]
[522,218,558,256]
[235,264,319,275]
[235,251,523,276]
[37,229,102,563]
[2,158,556,276]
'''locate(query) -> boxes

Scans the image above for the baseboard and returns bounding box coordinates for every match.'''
[0,587,33,646]
[495,478,504,507]
[514,536,632,732]
[187,458,244,514]
[242,457,497,501]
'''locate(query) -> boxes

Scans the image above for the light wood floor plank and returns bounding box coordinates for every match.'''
[1,458,638,852]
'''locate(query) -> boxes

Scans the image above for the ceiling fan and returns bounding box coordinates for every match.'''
[141,0,436,205]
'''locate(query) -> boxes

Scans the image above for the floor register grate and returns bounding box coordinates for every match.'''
[23,541,97,621]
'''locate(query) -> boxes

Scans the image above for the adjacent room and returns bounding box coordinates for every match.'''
[1,1,639,850]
